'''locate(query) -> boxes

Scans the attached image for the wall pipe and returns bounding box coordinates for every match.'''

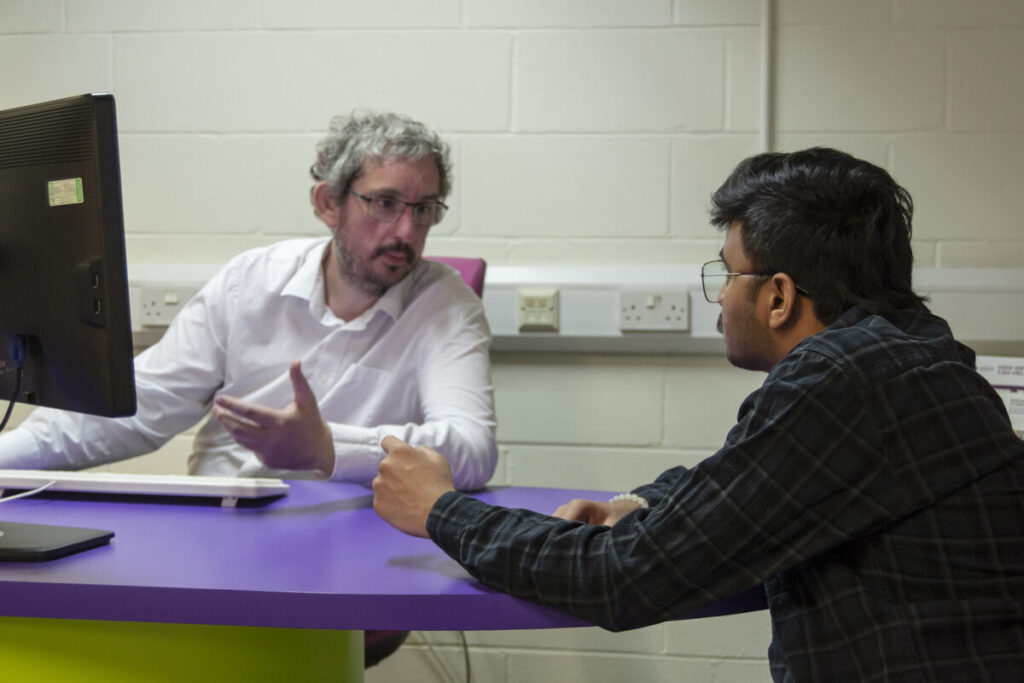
[760,0,775,152]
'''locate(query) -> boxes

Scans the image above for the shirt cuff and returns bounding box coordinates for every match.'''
[326,423,384,483]
[426,490,485,556]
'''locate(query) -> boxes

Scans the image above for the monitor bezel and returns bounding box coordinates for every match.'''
[0,93,136,418]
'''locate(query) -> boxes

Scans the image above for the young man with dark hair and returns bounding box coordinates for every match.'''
[373,148,1024,682]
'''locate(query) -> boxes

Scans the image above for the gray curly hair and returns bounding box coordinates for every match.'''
[309,111,452,207]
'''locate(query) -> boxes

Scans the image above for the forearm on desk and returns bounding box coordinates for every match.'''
[425,490,761,632]
[0,403,186,470]
[328,417,497,489]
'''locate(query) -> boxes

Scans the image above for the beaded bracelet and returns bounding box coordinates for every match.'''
[608,492,649,509]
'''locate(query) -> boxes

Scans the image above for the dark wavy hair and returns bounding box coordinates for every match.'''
[710,147,927,325]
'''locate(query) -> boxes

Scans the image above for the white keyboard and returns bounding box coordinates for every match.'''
[0,469,289,507]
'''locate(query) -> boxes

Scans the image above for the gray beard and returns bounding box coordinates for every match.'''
[332,234,416,298]
[334,237,389,298]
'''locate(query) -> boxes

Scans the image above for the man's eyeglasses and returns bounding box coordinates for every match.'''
[700,259,810,303]
[349,190,448,227]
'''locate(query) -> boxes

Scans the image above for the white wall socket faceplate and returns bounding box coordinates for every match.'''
[517,287,560,332]
[136,286,200,327]
[619,290,689,331]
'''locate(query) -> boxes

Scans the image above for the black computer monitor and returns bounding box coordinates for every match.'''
[0,93,136,419]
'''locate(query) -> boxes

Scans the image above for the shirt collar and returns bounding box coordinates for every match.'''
[372,269,413,321]
[282,240,420,327]
[280,240,327,305]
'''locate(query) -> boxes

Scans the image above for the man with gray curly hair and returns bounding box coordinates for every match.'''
[302,111,453,304]
[2,111,497,498]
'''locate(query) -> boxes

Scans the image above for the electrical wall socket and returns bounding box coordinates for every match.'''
[619,290,689,331]
[517,288,560,332]
[137,286,198,327]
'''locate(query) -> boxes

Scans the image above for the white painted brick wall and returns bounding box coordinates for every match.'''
[467,0,673,28]
[516,30,726,132]
[66,0,262,31]
[675,0,762,26]
[0,34,111,98]
[894,0,1024,27]
[894,135,1024,241]
[671,137,762,237]
[724,28,765,131]
[4,2,1024,681]
[119,134,321,235]
[775,27,946,131]
[493,355,666,446]
[948,29,1024,131]
[460,137,670,238]
[664,357,766,449]
[497,446,706,491]
[0,0,62,32]
[262,0,461,29]
[777,0,891,25]
[113,32,512,133]
[503,238,708,265]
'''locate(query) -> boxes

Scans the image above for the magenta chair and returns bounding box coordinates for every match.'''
[363,256,485,668]
[426,256,486,297]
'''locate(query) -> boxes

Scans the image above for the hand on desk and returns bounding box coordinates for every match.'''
[373,436,455,538]
[212,360,334,476]
[554,498,644,526]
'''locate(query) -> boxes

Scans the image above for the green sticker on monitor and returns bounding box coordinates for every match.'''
[48,178,84,206]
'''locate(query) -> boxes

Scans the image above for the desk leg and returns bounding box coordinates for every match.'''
[0,617,363,682]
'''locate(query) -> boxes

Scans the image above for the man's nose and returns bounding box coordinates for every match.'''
[392,208,419,241]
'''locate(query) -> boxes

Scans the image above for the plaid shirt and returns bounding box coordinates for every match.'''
[428,306,1024,682]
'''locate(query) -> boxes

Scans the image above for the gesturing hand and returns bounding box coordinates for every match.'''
[373,436,455,538]
[212,360,334,476]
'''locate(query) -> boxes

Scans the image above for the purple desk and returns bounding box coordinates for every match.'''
[0,481,766,680]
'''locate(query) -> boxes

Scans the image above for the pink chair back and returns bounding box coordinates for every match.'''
[426,257,487,297]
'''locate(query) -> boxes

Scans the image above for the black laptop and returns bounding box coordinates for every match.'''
[0,521,113,561]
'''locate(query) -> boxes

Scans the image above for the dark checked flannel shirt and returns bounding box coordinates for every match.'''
[427,305,1024,682]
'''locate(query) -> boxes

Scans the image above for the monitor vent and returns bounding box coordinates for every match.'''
[0,103,95,170]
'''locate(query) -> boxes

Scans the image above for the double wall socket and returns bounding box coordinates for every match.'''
[619,290,689,331]
[137,286,198,327]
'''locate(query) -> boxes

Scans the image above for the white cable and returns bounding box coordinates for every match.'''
[0,479,57,503]
[416,630,461,683]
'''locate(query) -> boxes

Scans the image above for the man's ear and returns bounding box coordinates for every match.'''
[765,273,800,330]
[312,182,342,228]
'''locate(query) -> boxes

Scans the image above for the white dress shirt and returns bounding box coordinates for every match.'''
[0,238,497,489]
